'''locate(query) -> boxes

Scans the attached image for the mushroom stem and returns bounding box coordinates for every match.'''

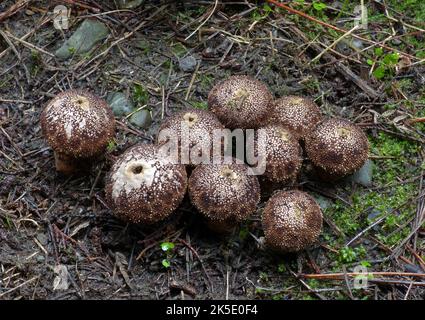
[205,218,238,234]
[54,152,78,175]
[313,166,345,182]
[54,152,100,175]
[258,177,288,199]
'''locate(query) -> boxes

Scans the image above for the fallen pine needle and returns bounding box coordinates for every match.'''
[299,272,425,280]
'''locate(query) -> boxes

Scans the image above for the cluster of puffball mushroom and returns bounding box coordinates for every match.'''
[40,76,369,253]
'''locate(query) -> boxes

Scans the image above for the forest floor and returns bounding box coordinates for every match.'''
[0,0,424,300]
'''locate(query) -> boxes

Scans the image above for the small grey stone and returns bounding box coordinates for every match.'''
[76,252,85,262]
[404,263,422,273]
[352,39,364,49]
[347,159,373,187]
[55,19,109,59]
[36,233,48,245]
[332,1,343,9]
[391,38,402,46]
[367,210,380,221]
[36,255,45,263]
[117,0,144,9]
[312,194,332,210]
[107,92,134,117]
[129,109,152,129]
[179,55,197,72]
[336,41,349,54]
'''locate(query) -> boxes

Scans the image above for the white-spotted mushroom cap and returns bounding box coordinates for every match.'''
[157,109,225,166]
[262,190,323,252]
[270,96,322,140]
[208,75,274,129]
[40,89,115,158]
[253,124,302,183]
[105,144,187,224]
[188,161,260,223]
[305,118,369,179]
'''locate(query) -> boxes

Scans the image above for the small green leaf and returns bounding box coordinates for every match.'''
[372,65,386,79]
[360,261,371,268]
[107,140,117,152]
[384,215,398,228]
[255,288,264,294]
[160,242,175,252]
[251,10,263,21]
[191,101,208,110]
[382,53,399,66]
[366,59,373,65]
[313,2,327,11]
[162,259,171,268]
[338,247,357,263]
[263,3,273,13]
[171,43,187,58]
[374,47,384,57]
[238,227,249,240]
[133,84,149,106]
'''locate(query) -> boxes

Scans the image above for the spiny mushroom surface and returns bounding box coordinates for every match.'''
[269,96,322,140]
[188,160,260,229]
[105,144,187,224]
[305,118,369,179]
[40,89,115,173]
[262,190,323,252]
[157,109,225,166]
[208,75,273,129]
[251,124,302,184]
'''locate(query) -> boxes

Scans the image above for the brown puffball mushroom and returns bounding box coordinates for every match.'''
[208,75,273,129]
[40,89,115,174]
[188,160,260,233]
[305,118,369,180]
[262,190,323,252]
[251,124,302,184]
[157,109,225,166]
[105,144,187,224]
[270,96,322,140]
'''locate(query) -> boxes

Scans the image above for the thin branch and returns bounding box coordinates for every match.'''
[185,0,219,41]
[299,272,425,280]
[0,0,30,23]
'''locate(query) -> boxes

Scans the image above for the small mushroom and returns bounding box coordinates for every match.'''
[305,118,369,180]
[105,144,187,224]
[40,89,115,174]
[157,109,225,166]
[188,160,260,233]
[269,96,322,140]
[208,75,274,129]
[262,190,323,252]
[251,124,302,184]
